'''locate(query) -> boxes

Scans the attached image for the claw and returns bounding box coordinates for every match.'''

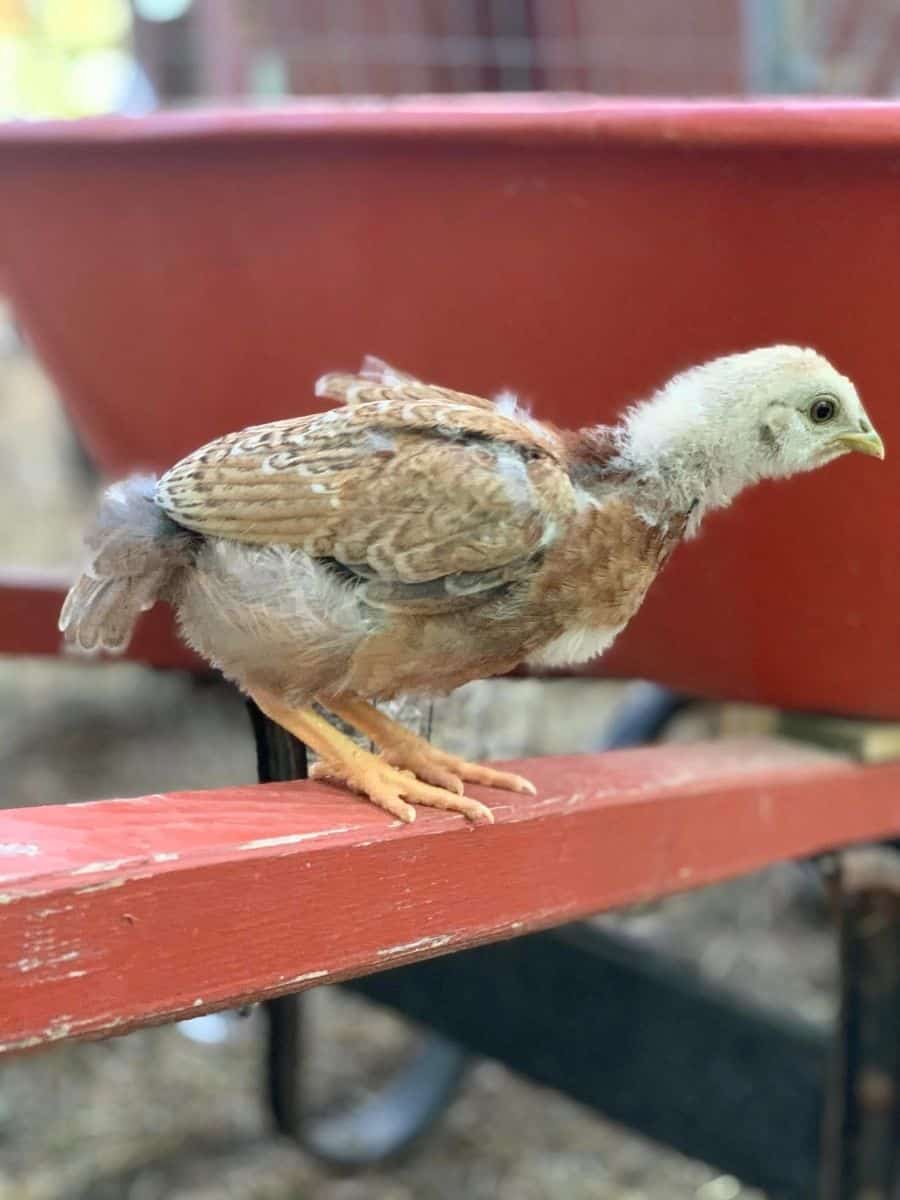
[385,741,535,799]
[310,753,493,824]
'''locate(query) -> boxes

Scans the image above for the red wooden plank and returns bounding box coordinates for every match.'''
[2,737,900,1056]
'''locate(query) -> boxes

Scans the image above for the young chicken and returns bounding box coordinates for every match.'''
[60,348,883,824]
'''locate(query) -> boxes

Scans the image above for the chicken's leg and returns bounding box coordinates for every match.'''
[321,695,537,799]
[249,691,493,824]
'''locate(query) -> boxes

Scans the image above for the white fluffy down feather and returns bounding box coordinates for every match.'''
[611,345,879,533]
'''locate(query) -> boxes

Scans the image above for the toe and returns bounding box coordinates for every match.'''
[377,739,526,800]
[308,753,494,825]
[418,765,465,795]
[401,776,494,823]
[464,799,495,823]
[452,761,537,795]
[310,759,417,823]
[387,753,464,795]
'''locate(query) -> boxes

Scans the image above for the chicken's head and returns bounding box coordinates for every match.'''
[614,345,884,527]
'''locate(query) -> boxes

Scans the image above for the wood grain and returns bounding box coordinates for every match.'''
[2,736,900,1056]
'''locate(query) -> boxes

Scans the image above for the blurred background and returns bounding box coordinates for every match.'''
[0,2,889,1198]
[4,0,900,121]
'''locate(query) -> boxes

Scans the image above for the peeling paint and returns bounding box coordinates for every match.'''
[238,827,353,851]
[45,968,88,983]
[69,796,153,808]
[0,886,56,905]
[75,877,127,895]
[281,969,329,986]
[151,852,180,864]
[70,859,134,876]
[526,793,583,811]
[15,949,80,974]
[0,1034,42,1053]
[0,1012,125,1054]
[0,843,40,857]
[377,934,453,958]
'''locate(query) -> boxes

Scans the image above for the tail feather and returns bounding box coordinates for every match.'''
[59,475,195,655]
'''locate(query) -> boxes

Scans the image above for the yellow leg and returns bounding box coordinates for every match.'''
[321,695,536,799]
[250,691,493,825]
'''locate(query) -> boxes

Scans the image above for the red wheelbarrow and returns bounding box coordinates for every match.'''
[1,98,900,1197]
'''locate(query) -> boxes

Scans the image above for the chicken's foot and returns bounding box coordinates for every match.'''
[249,691,492,824]
[321,695,536,800]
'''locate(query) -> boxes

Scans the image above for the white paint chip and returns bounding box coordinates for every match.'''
[282,968,329,986]
[75,877,127,895]
[70,859,134,876]
[238,827,353,852]
[377,934,453,959]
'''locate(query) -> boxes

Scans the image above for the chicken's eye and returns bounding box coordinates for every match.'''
[809,396,838,423]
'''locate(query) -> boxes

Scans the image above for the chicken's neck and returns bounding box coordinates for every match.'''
[576,421,759,538]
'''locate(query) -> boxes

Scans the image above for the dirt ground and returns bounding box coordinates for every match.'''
[0,316,834,1199]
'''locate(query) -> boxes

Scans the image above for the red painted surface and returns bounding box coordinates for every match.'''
[2,736,900,1056]
[0,570,69,659]
[0,100,898,714]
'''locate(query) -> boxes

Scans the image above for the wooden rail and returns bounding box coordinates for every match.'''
[3,736,900,1056]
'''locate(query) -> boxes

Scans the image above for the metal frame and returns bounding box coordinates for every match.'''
[250,701,469,1166]
[820,847,900,1198]
[350,923,826,1199]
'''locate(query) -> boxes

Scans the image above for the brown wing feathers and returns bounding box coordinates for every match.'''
[155,368,576,608]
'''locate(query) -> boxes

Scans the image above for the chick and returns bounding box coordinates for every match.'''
[60,348,883,824]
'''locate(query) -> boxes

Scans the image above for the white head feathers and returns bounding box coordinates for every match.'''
[609,345,882,533]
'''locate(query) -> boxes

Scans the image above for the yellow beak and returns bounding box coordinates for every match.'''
[833,430,886,460]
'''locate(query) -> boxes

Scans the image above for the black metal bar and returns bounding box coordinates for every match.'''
[265,995,466,1167]
[821,847,900,1199]
[247,699,309,785]
[247,700,468,1166]
[348,924,827,1199]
